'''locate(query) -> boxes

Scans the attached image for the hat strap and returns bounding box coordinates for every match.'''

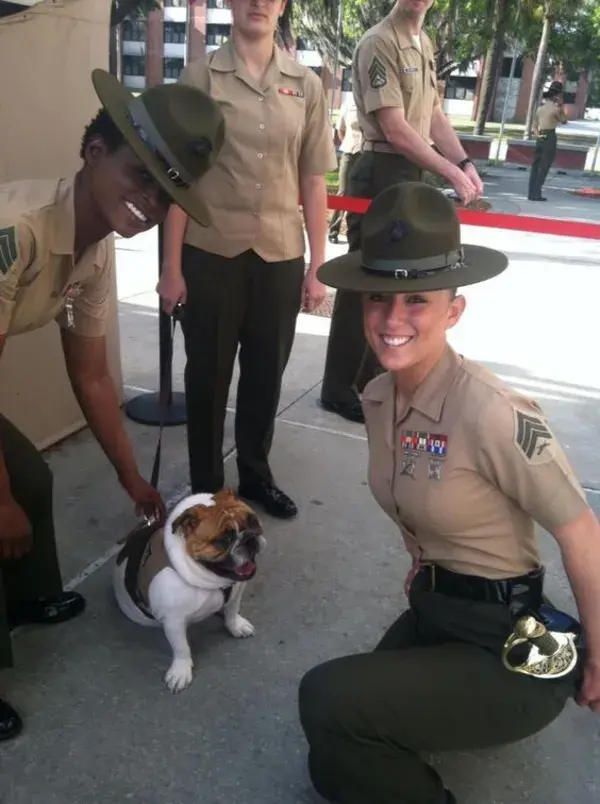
[363,248,464,280]
[128,97,195,189]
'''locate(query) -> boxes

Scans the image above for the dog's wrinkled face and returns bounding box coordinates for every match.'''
[171,489,265,582]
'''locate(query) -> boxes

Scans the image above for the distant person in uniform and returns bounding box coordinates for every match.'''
[299,182,600,804]
[158,0,337,520]
[0,71,224,742]
[328,97,362,244]
[319,0,485,425]
[528,80,568,201]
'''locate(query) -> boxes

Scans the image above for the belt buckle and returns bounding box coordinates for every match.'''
[422,562,435,591]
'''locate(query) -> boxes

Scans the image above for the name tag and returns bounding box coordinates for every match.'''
[400,67,418,74]
[278,87,304,98]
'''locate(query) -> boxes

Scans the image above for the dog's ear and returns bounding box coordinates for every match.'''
[172,509,200,539]
[244,512,263,533]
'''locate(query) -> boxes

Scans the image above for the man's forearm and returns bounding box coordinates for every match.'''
[377,108,462,184]
[70,373,139,486]
[430,106,468,164]
[559,512,600,662]
[300,174,328,269]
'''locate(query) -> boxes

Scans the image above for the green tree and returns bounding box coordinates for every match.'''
[111,0,161,28]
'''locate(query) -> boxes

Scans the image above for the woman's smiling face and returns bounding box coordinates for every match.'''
[363,289,466,375]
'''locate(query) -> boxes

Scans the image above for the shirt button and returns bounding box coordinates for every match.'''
[258,96,264,102]
[259,123,265,130]
[256,183,261,189]
[257,152,264,159]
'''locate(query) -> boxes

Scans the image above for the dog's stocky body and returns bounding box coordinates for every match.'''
[112,490,265,692]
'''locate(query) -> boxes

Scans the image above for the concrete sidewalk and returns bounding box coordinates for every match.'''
[1,172,600,804]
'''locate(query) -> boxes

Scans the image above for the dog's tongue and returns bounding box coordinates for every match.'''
[237,561,254,577]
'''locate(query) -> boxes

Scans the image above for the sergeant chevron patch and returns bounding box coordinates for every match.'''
[0,226,18,276]
[368,55,387,89]
[515,410,553,464]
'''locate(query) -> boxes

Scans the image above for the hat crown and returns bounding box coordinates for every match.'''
[361,183,461,268]
[131,82,225,182]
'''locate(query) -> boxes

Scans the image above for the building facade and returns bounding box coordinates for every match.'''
[120,2,588,122]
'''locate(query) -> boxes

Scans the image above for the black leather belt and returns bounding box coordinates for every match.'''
[414,563,544,616]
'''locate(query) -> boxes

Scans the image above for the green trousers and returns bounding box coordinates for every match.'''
[528,130,557,200]
[320,152,421,407]
[0,414,63,669]
[298,574,576,804]
[328,152,359,239]
[180,246,305,493]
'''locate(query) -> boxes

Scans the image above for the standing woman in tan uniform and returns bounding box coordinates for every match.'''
[299,182,600,804]
[528,80,568,202]
[159,0,336,519]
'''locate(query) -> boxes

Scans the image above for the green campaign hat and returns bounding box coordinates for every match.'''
[91,69,225,226]
[318,182,508,294]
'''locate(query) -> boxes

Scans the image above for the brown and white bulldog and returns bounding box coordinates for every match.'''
[112,490,266,693]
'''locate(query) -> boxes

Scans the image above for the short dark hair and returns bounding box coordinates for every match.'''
[80,108,125,159]
[277,0,294,49]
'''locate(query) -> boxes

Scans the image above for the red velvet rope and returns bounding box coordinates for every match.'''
[326,194,600,241]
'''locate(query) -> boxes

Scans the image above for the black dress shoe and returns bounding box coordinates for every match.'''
[0,698,23,742]
[320,398,365,424]
[238,482,298,519]
[8,591,86,629]
[528,196,547,201]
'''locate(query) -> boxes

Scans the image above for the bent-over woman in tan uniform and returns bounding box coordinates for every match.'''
[298,182,600,804]
[159,0,337,520]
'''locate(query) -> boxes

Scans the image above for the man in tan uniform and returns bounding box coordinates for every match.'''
[300,181,600,803]
[328,97,362,244]
[0,70,224,741]
[320,0,485,424]
[528,80,568,201]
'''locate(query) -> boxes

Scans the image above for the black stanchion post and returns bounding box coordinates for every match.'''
[125,224,187,426]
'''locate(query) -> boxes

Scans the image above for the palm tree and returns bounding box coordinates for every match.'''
[473,0,511,135]
[522,0,579,140]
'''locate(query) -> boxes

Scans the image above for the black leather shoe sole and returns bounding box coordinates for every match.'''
[320,399,365,424]
[238,484,298,519]
[0,699,23,743]
[8,591,86,629]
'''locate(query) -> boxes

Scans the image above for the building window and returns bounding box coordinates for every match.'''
[164,21,186,43]
[341,67,352,92]
[500,55,523,79]
[444,76,476,101]
[164,57,185,79]
[122,19,146,42]
[123,55,146,77]
[206,23,231,46]
[207,0,228,7]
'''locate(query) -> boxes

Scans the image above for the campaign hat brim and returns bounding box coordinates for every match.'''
[91,69,211,227]
[317,244,508,293]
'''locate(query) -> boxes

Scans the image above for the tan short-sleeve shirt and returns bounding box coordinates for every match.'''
[178,41,337,262]
[536,101,567,131]
[352,7,439,146]
[362,346,589,580]
[0,178,113,339]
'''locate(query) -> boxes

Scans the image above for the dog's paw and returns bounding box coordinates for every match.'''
[164,658,193,693]
[225,615,255,638]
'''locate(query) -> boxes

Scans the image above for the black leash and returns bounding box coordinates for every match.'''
[150,304,183,491]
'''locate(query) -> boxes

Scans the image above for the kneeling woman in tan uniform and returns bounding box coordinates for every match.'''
[159,0,336,520]
[298,182,600,804]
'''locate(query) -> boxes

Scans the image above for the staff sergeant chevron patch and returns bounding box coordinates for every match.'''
[0,226,18,277]
[368,55,387,89]
[514,410,554,464]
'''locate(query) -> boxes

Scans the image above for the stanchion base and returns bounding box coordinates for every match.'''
[125,391,187,427]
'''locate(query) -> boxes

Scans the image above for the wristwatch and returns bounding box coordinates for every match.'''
[457,157,472,171]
